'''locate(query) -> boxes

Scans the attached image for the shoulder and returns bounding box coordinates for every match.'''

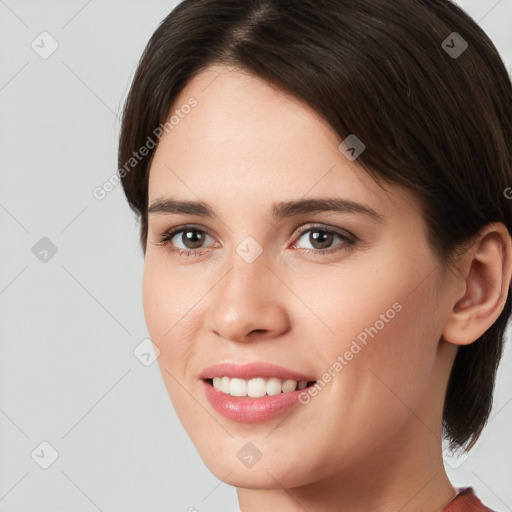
[442,487,497,512]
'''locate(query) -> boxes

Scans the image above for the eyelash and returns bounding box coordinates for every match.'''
[154,223,356,258]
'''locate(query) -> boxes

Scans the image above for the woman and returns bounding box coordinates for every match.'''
[118,0,512,510]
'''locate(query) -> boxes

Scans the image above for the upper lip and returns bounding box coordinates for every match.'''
[199,362,316,382]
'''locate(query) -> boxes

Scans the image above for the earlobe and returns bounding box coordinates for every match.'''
[442,223,512,347]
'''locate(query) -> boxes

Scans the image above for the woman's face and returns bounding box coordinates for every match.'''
[143,64,459,489]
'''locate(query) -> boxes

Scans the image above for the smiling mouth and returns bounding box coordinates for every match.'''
[204,377,317,397]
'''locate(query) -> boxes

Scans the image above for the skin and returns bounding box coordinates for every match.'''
[142,64,512,512]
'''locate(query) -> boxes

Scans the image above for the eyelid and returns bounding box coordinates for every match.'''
[291,222,355,243]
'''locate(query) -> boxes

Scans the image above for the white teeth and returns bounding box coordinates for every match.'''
[247,378,267,398]
[210,376,311,397]
[221,376,230,394]
[266,377,282,396]
[282,379,298,393]
[229,378,247,396]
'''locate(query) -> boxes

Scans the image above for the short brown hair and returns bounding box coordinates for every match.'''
[118,0,512,449]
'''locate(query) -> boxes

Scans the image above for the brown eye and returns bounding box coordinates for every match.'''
[308,230,335,250]
[293,225,355,255]
[175,229,207,249]
[157,225,216,256]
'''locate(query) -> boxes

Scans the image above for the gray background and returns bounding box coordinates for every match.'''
[1,1,511,511]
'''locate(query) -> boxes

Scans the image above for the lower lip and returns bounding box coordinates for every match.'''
[201,380,310,423]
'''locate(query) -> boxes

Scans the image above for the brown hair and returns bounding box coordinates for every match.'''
[118,0,512,450]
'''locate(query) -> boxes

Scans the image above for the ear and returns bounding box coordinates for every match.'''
[442,222,512,346]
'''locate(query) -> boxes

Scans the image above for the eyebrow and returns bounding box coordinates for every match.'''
[148,196,384,223]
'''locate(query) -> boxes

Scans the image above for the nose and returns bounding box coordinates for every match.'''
[206,249,291,343]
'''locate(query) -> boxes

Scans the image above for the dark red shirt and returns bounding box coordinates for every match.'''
[442,487,495,512]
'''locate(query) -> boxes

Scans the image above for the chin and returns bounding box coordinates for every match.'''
[195,441,316,490]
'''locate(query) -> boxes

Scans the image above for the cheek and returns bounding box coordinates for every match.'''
[326,269,441,438]
[286,257,411,362]
[142,256,197,339]
[142,262,168,340]
[305,252,441,408]
[142,259,199,417]
[142,257,206,385]
[142,259,190,387]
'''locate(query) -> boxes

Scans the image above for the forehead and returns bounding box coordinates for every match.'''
[147,64,414,220]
